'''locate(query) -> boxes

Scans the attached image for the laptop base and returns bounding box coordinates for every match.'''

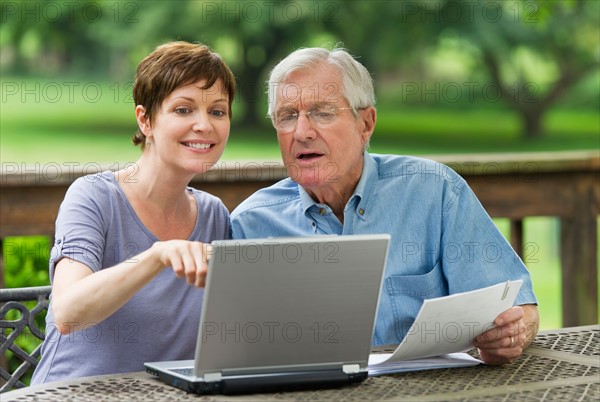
[146,367,367,395]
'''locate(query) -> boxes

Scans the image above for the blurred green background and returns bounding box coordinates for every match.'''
[1,0,599,369]
[2,0,598,162]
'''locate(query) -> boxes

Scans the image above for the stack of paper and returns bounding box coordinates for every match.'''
[368,280,523,376]
[368,353,481,376]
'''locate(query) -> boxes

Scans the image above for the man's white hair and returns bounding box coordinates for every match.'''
[267,47,376,116]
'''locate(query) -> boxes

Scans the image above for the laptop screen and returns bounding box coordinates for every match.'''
[194,234,390,377]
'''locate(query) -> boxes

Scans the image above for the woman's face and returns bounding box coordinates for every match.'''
[137,79,230,175]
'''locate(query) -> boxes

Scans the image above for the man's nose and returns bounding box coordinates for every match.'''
[293,112,317,141]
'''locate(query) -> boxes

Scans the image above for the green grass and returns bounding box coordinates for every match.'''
[372,108,600,154]
[2,108,599,164]
[2,78,599,164]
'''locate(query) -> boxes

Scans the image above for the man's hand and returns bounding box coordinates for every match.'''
[473,304,539,365]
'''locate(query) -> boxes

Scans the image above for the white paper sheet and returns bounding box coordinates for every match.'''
[368,352,481,376]
[369,280,523,372]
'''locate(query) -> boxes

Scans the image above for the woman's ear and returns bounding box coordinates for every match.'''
[135,105,151,137]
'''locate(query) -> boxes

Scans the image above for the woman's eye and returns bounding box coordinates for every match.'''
[175,107,191,115]
[211,110,227,117]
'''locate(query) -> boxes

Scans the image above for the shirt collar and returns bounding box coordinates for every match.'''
[351,151,377,204]
[299,183,318,214]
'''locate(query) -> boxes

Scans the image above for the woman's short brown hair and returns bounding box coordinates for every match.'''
[132,41,236,148]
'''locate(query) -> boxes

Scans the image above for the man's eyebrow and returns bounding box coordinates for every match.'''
[276,101,337,111]
[311,101,338,108]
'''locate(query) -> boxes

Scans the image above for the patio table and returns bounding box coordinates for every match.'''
[2,325,598,401]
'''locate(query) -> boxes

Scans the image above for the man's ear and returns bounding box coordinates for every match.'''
[359,106,376,145]
[135,105,151,136]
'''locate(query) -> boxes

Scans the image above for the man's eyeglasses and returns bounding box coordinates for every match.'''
[269,106,355,132]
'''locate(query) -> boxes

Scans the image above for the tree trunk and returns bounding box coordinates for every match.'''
[235,29,288,129]
[522,107,544,140]
[236,63,265,129]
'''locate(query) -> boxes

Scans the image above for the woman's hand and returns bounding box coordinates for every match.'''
[152,240,213,287]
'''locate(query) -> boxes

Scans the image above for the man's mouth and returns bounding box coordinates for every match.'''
[296,152,324,160]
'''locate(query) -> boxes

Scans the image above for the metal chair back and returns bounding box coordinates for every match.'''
[0,286,51,393]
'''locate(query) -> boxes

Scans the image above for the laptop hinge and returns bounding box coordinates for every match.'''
[342,364,360,374]
[204,372,222,382]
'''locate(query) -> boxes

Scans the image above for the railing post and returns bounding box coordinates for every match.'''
[510,219,524,259]
[560,175,599,326]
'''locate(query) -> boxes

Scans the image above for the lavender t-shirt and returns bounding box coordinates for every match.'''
[31,172,229,384]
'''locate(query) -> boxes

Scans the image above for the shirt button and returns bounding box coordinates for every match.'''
[358,208,365,216]
[319,208,326,215]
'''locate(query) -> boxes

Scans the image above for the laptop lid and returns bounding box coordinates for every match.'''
[194,234,390,378]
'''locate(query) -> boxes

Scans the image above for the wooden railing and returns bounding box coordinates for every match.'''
[1,151,598,326]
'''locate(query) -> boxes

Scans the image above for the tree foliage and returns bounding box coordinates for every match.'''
[431,0,600,138]
[1,0,598,137]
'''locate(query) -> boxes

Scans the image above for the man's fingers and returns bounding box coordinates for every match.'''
[477,319,525,344]
[495,306,524,326]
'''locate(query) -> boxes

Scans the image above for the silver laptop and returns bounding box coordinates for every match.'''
[145,234,390,394]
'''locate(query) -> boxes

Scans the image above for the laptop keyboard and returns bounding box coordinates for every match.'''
[171,368,194,376]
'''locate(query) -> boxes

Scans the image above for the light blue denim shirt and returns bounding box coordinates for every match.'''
[231,153,537,345]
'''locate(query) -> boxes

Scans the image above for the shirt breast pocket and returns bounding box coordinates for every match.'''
[384,261,447,341]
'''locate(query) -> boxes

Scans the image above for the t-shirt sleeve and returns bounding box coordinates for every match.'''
[49,176,109,280]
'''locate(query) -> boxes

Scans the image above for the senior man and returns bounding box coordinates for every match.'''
[230,47,539,365]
